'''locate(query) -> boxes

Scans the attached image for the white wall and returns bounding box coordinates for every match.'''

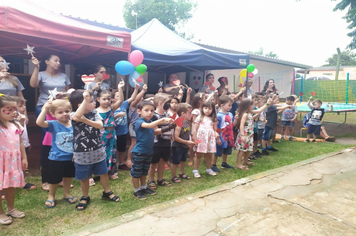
[211,59,294,98]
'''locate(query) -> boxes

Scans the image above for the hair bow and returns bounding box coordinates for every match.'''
[15,129,23,135]
[0,93,3,97]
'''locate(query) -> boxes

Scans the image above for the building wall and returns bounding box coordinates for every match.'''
[308,67,356,80]
[211,59,294,97]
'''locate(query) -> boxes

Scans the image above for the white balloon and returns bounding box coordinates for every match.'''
[252,68,258,75]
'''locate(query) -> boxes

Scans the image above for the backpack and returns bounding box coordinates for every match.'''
[302,112,311,128]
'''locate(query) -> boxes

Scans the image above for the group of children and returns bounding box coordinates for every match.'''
[0,76,334,224]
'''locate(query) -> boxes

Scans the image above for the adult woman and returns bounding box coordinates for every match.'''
[217,76,228,97]
[199,73,215,94]
[262,79,277,94]
[163,73,182,94]
[87,65,110,100]
[30,55,71,191]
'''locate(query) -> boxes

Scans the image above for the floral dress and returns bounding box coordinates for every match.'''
[235,113,254,152]
[0,123,25,190]
[99,109,117,175]
[194,116,216,153]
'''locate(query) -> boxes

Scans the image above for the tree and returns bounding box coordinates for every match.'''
[333,0,356,49]
[324,50,356,66]
[248,47,279,58]
[123,0,197,32]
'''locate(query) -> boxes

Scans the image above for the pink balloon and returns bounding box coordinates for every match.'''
[129,50,144,67]
[248,72,254,78]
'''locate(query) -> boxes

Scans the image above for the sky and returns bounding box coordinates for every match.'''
[29,0,351,67]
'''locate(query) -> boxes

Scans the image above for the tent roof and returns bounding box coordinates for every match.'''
[131,19,249,73]
[0,0,131,64]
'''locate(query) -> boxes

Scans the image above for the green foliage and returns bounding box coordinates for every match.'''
[123,0,197,31]
[324,50,356,66]
[334,0,356,49]
[248,47,279,58]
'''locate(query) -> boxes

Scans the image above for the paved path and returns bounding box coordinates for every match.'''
[74,148,356,236]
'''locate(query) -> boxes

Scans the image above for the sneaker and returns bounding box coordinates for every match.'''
[280,137,285,142]
[252,151,262,158]
[289,137,294,141]
[304,139,310,143]
[221,162,234,169]
[133,190,147,200]
[193,172,201,178]
[206,170,217,176]
[267,147,278,151]
[261,149,269,155]
[141,188,156,196]
[211,165,220,173]
[312,139,317,143]
[118,164,131,171]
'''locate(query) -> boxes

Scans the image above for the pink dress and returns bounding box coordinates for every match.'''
[235,113,254,152]
[0,123,26,190]
[194,116,216,153]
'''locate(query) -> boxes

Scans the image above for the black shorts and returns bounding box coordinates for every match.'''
[307,124,321,135]
[257,129,264,141]
[253,131,258,141]
[48,160,75,184]
[116,134,128,153]
[172,146,189,165]
[152,145,171,164]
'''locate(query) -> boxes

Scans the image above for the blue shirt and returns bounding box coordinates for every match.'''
[216,111,234,148]
[45,120,73,161]
[132,117,154,154]
[229,102,238,115]
[114,100,129,135]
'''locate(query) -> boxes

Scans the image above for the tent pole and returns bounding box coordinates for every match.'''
[292,69,295,95]
[233,75,236,92]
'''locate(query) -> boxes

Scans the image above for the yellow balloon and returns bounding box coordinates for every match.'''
[240,69,247,77]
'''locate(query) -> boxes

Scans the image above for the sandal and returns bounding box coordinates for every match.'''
[187,161,193,167]
[76,196,90,211]
[45,199,56,208]
[89,178,96,186]
[157,179,172,187]
[23,183,36,190]
[179,173,190,180]
[41,182,49,192]
[6,208,25,218]
[245,161,255,166]
[237,165,249,170]
[147,180,157,189]
[24,169,30,174]
[58,181,74,189]
[64,196,78,204]
[171,176,181,183]
[0,213,12,225]
[101,191,120,202]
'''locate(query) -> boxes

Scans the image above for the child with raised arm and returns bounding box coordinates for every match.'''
[127,84,148,167]
[171,103,194,183]
[95,81,125,180]
[114,83,140,170]
[0,95,27,225]
[211,95,235,173]
[36,99,76,208]
[69,90,120,211]
[131,101,173,200]
[281,96,298,141]
[305,97,333,143]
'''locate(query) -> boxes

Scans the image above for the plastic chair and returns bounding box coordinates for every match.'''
[300,127,307,137]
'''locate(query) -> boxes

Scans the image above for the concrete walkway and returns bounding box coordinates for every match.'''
[73,148,356,236]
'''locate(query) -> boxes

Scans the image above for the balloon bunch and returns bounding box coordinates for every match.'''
[115,50,148,88]
[239,64,258,87]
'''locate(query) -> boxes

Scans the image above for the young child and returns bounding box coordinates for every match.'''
[171,103,194,183]
[16,98,36,190]
[114,83,140,170]
[36,99,76,208]
[281,96,298,141]
[0,94,27,225]
[127,84,148,168]
[69,90,120,211]
[252,96,267,158]
[192,101,218,178]
[305,97,333,143]
[96,82,124,180]
[251,95,262,159]
[211,95,235,173]
[261,95,291,155]
[147,93,177,188]
[131,101,173,200]
[167,97,180,120]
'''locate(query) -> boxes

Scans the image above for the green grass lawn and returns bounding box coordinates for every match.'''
[1,141,353,236]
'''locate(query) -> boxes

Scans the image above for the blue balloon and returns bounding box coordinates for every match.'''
[129,71,144,88]
[115,61,135,75]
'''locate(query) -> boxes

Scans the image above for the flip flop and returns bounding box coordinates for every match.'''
[45,199,56,208]
[236,165,249,170]
[64,196,78,204]
[0,214,12,225]
[23,183,36,190]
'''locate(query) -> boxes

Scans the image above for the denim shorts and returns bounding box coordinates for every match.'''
[257,129,264,141]
[172,146,188,165]
[130,152,152,178]
[74,159,108,181]
[214,146,233,157]
[262,126,274,141]
[282,121,295,127]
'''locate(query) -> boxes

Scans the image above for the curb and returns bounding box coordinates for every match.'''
[63,148,354,236]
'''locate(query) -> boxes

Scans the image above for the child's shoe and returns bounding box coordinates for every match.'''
[211,164,220,173]
[6,209,25,219]
[118,163,131,171]
[133,190,146,200]
[89,178,96,186]
[261,149,269,155]
[221,162,234,169]
[304,139,310,143]
[267,147,278,151]
[252,151,262,158]
[206,169,217,176]
[193,171,201,178]
[280,137,285,142]
[312,139,317,143]
[141,188,156,196]
[289,137,294,141]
